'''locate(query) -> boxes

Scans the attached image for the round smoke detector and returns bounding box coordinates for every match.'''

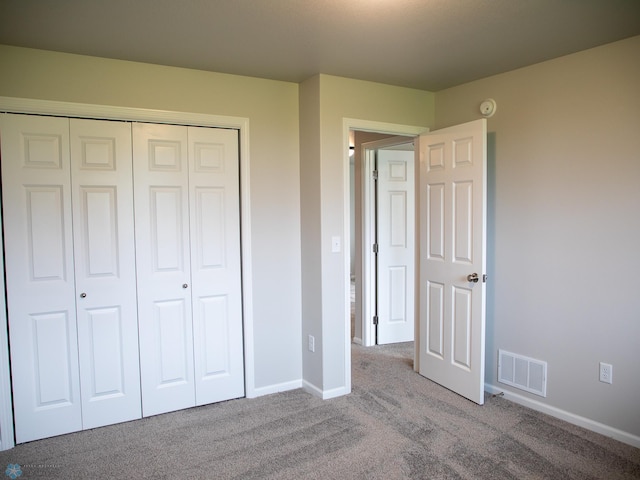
[480,98,497,117]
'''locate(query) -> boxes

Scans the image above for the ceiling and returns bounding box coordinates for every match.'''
[1,0,639,91]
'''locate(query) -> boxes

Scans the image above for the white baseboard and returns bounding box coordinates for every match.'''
[485,383,640,448]
[302,380,349,400]
[248,379,302,398]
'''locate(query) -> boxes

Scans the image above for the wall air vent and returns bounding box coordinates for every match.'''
[498,349,547,397]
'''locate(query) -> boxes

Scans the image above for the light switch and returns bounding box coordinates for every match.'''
[331,236,341,253]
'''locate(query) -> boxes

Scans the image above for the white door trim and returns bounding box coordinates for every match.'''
[343,118,428,393]
[0,97,255,450]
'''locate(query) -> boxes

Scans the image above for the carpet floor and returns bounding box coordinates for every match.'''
[1,342,638,479]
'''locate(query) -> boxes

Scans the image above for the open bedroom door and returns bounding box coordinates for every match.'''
[417,119,487,405]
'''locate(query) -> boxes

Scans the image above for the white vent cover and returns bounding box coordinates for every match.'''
[498,349,547,397]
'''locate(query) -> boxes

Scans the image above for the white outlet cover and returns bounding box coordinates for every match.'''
[599,362,613,384]
[331,236,341,253]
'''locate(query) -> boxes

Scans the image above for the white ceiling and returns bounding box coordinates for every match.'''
[1,0,639,91]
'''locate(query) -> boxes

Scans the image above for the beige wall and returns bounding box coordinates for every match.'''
[436,35,640,439]
[299,75,324,389]
[0,45,302,392]
[300,74,434,393]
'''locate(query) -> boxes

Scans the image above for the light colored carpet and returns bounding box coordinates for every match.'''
[1,342,638,479]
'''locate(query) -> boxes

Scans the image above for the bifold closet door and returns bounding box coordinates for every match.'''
[0,114,142,443]
[188,126,244,406]
[0,114,81,443]
[134,123,195,416]
[2,114,245,441]
[134,123,245,417]
[69,118,141,429]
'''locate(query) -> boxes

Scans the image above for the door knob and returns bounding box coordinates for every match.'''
[466,273,479,283]
[182,283,189,289]
[80,292,87,298]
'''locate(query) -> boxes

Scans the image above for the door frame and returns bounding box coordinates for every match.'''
[361,136,416,347]
[0,96,255,451]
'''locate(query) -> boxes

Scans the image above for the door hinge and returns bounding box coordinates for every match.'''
[372,170,378,180]
[373,315,379,325]
[372,243,378,254]
[483,274,488,283]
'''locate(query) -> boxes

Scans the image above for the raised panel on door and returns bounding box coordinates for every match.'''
[188,126,244,405]
[133,123,195,416]
[377,149,415,344]
[69,119,141,428]
[418,119,486,405]
[0,114,82,442]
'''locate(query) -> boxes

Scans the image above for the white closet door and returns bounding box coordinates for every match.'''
[188,126,244,405]
[134,123,195,416]
[70,119,141,428]
[0,114,82,443]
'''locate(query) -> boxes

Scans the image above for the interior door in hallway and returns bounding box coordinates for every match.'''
[376,147,415,344]
[418,119,487,405]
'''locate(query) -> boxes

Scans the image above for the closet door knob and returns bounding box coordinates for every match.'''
[80,292,87,298]
[182,283,189,289]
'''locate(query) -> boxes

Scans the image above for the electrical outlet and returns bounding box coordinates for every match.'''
[599,362,613,384]
[308,335,315,352]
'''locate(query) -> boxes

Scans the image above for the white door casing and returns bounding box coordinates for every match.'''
[188,126,245,405]
[418,119,487,405]
[70,118,142,428]
[0,114,83,443]
[134,123,196,416]
[377,148,415,344]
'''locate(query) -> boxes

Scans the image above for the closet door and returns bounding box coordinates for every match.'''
[70,119,141,428]
[0,114,82,443]
[188,126,245,405]
[133,123,195,416]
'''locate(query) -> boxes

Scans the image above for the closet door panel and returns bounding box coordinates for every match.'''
[188,127,244,405]
[134,123,195,417]
[0,114,82,443]
[154,298,191,384]
[70,119,141,429]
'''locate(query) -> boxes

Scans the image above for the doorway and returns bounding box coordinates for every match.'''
[344,118,487,405]
[347,125,422,351]
[357,136,416,346]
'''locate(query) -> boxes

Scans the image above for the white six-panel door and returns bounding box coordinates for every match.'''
[187,126,244,405]
[0,114,82,443]
[134,123,195,416]
[418,119,487,405]
[70,118,142,428]
[377,148,415,344]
